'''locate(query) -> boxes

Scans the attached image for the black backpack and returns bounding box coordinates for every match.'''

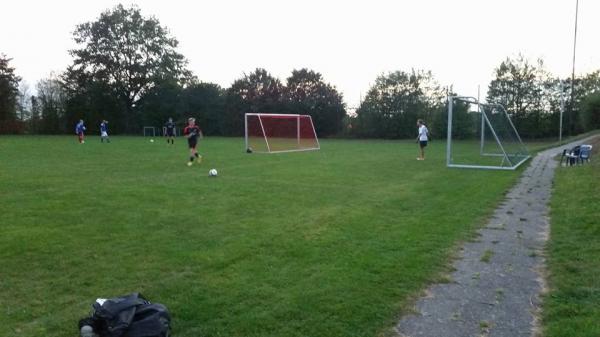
[79,293,171,337]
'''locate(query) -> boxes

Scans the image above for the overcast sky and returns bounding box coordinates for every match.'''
[1,0,598,108]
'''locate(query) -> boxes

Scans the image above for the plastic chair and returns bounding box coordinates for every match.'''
[578,145,592,164]
[560,146,580,166]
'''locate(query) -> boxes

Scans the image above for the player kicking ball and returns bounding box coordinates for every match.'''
[183,117,203,166]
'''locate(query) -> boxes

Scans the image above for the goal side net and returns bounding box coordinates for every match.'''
[245,113,320,153]
[446,96,530,170]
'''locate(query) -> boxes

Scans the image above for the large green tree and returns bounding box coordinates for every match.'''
[486,55,554,138]
[354,70,444,139]
[284,69,346,137]
[35,75,67,134]
[64,4,192,133]
[579,92,600,131]
[571,71,600,133]
[224,68,284,136]
[0,54,21,124]
[180,82,225,136]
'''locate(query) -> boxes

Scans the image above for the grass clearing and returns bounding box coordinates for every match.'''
[0,136,524,337]
[543,137,600,337]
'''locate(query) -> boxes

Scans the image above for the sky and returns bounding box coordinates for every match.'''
[1,0,598,108]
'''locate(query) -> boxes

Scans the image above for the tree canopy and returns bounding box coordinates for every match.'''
[5,4,600,138]
[284,69,346,136]
[0,54,21,123]
[354,70,444,139]
[64,4,192,132]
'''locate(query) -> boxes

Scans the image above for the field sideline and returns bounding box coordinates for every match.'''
[1,136,524,337]
[544,137,600,337]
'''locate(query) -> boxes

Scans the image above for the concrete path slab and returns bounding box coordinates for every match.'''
[395,137,597,337]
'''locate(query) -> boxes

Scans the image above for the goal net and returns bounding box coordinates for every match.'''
[245,113,320,153]
[446,96,530,170]
[143,126,157,137]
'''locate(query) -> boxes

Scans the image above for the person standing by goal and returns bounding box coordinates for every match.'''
[164,117,176,145]
[183,117,203,166]
[416,119,429,160]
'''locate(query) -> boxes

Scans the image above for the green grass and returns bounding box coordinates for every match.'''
[544,138,600,337]
[0,136,524,337]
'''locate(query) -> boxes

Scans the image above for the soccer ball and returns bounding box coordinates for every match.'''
[150,139,154,143]
[208,169,218,177]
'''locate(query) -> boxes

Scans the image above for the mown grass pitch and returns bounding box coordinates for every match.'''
[544,137,600,337]
[1,136,521,337]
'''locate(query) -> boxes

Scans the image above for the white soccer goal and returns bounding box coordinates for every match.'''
[446,96,530,170]
[143,126,157,137]
[245,113,320,153]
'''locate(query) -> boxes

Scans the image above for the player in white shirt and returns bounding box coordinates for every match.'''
[416,119,429,160]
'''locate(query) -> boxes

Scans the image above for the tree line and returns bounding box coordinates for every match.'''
[1,4,599,138]
[351,56,600,139]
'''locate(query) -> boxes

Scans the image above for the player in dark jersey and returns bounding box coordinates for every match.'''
[183,117,203,166]
[164,117,176,145]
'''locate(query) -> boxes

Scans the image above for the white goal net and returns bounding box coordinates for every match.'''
[245,113,320,153]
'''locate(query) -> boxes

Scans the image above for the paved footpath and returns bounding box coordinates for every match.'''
[395,137,597,337]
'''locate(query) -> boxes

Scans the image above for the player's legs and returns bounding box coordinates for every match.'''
[187,140,198,165]
[418,141,427,160]
[78,132,84,143]
[194,147,201,163]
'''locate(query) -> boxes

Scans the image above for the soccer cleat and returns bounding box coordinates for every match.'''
[196,155,202,164]
[187,161,193,167]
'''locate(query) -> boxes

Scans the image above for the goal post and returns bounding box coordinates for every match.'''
[446,96,530,170]
[245,113,320,153]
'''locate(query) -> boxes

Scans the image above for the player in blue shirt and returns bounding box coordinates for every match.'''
[100,120,110,143]
[75,120,86,143]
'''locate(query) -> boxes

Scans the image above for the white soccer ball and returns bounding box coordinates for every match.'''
[150,139,154,143]
[208,169,218,177]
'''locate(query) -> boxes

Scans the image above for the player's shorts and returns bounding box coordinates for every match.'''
[188,138,198,149]
[419,140,428,148]
[166,129,174,137]
[101,131,108,137]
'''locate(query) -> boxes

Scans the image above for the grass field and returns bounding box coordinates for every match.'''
[544,138,600,337]
[0,136,525,337]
